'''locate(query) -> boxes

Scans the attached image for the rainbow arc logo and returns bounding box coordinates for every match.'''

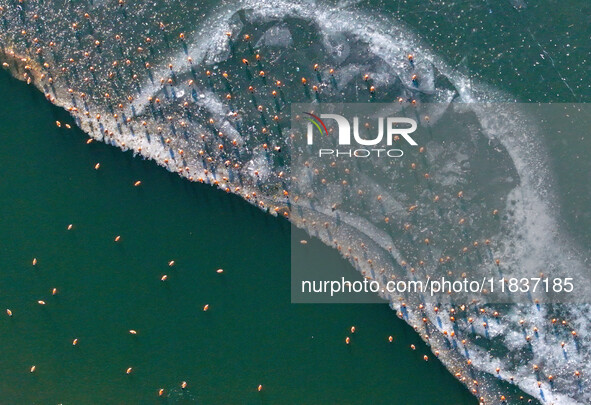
[303,112,328,137]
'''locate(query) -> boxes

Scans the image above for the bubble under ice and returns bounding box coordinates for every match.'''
[0,0,590,403]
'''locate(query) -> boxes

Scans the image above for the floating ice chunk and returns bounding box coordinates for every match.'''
[322,32,351,64]
[255,24,293,48]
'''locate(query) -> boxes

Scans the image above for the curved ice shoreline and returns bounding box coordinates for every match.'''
[1,0,590,403]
